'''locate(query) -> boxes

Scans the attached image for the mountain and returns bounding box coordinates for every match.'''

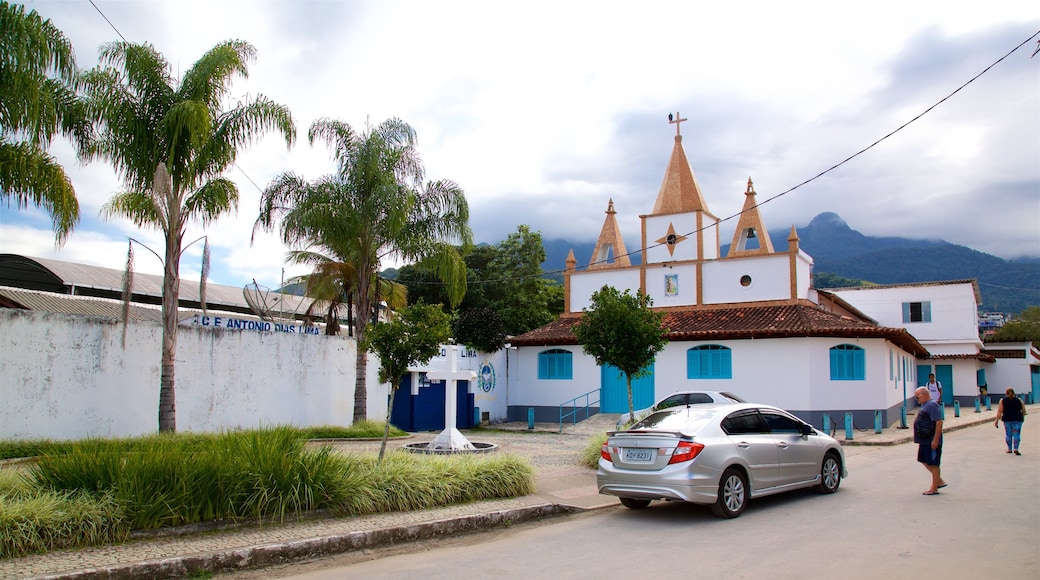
[541,212,1039,314]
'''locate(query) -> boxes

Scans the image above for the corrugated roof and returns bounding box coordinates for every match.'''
[0,254,311,316]
[0,286,298,327]
[509,303,929,356]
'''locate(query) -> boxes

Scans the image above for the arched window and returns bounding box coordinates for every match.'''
[830,344,865,380]
[538,349,573,380]
[687,345,732,379]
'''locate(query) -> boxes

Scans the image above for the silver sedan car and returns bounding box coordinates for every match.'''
[616,390,744,428]
[598,403,846,518]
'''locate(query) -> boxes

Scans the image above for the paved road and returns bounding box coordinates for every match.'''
[250,419,1040,579]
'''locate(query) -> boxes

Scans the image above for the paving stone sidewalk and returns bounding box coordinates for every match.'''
[1,403,1021,579]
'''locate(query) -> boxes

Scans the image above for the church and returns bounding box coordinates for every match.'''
[506,114,969,429]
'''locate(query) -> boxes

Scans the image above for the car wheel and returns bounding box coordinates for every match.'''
[711,468,747,518]
[620,497,651,509]
[816,452,841,494]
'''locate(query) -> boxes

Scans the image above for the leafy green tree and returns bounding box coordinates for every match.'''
[397,227,563,342]
[0,1,89,243]
[813,271,870,288]
[487,225,561,335]
[990,306,1040,347]
[255,118,472,423]
[573,285,668,419]
[453,306,508,352]
[85,40,296,432]
[366,302,452,461]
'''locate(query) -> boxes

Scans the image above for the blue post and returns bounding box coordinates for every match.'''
[822,414,832,436]
[474,407,481,427]
[900,406,908,429]
[953,400,961,417]
[986,397,992,411]
[974,398,981,413]
[527,407,535,430]
[874,410,882,434]
[844,412,854,441]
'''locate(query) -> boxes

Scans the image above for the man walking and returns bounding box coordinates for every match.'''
[924,373,943,404]
[914,386,945,495]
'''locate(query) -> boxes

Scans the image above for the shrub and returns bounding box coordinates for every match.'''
[579,433,608,469]
[0,487,127,558]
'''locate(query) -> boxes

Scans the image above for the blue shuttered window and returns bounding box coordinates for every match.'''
[830,344,865,381]
[538,349,573,380]
[687,345,732,379]
[902,301,932,323]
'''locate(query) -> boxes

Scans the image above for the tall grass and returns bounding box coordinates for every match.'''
[336,452,534,515]
[4,426,536,558]
[580,433,609,469]
[28,427,352,529]
[1,472,128,559]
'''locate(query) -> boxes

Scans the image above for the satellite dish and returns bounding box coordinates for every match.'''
[243,280,275,320]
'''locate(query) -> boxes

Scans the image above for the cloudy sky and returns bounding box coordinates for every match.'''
[2,0,1038,290]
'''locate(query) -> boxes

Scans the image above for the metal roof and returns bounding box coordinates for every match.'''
[0,285,283,325]
[0,254,311,317]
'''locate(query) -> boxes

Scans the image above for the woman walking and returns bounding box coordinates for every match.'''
[994,387,1026,455]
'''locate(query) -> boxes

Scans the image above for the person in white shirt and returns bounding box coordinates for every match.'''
[924,373,943,403]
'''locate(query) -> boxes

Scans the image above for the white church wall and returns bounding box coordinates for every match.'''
[511,345,602,409]
[569,269,641,312]
[702,255,792,304]
[795,250,813,299]
[644,263,698,308]
[643,214,701,263]
[509,335,915,426]
[0,309,375,440]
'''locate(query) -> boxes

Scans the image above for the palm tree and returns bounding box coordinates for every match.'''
[285,250,407,336]
[255,117,471,423]
[0,1,88,243]
[84,40,295,432]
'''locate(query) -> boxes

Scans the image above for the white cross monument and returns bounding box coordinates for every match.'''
[425,344,478,450]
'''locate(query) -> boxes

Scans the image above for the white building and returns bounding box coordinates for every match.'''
[507,117,1010,429]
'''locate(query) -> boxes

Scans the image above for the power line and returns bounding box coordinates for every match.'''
[83,3,1038,291]
[88,0,127,43]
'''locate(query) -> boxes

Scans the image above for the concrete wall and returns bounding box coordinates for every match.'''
[0,309,385,440]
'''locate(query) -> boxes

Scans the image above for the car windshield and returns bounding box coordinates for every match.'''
[719,392,745,403]
[630,408,717,433]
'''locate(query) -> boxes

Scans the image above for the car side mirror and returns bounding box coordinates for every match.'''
[801,423,815,436]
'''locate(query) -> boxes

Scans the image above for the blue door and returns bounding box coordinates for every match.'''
[936,365,953,405]
[601,364,655,413]
[917,364,953,405]
[1031,366,1039,404]
[390,378,474,431]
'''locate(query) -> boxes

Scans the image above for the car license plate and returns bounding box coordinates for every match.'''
[624,448,653,462]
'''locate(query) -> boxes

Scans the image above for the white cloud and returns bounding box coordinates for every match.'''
[3,0,1038,289]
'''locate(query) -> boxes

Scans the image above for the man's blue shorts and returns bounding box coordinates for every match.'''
[917,442,942,466]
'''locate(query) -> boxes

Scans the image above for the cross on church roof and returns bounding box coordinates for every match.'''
[668,111,687,136]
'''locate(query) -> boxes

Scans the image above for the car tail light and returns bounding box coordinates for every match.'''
[601,443,616,461]
[668,441,704,464]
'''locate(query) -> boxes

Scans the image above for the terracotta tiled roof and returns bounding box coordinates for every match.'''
[981,348,1026,359]
[925,352,997,363]
[510,304,929,356]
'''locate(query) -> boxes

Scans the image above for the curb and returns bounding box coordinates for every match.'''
[839,415,997,446]
[34,504,578,580]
